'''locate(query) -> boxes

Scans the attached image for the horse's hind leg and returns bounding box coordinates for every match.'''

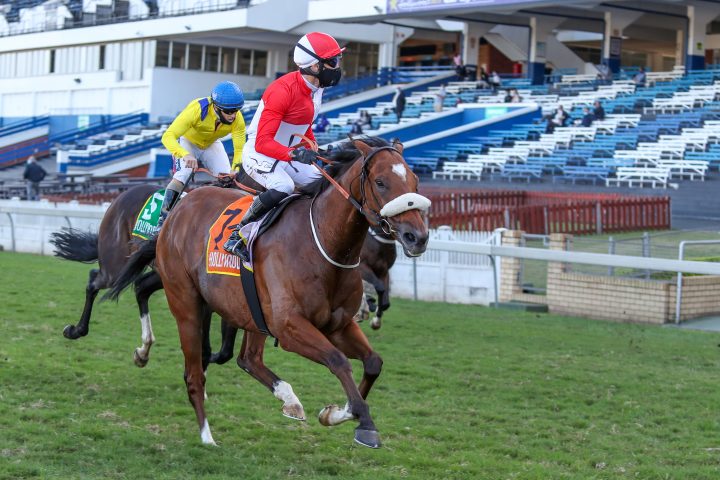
[63,268,104,339]
[166,287,216,445]
[132,271,162,368]
[236,331,305,421]
[208,319,238,364]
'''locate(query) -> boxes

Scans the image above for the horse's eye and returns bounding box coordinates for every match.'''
[375,179,385,188]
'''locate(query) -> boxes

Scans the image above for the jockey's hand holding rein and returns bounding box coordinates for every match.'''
[183,154,199,171]
[291,147,319,165]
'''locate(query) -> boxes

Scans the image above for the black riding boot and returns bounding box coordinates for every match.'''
[223,189,287,259]
[157,186,182,229]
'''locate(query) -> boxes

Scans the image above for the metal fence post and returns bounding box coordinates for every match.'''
[642,232,650,279]
[595,202,602,234]
[607,236,615,276]
[412,257,418,301]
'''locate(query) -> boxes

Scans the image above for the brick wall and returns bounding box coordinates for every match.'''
[500,230,720,324]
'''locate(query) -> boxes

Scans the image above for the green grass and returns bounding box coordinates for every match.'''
[3,252,720,479]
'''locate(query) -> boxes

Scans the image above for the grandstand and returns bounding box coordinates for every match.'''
[0,0,718,201]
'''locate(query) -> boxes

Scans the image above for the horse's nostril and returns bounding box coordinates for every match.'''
[403,232,417,245]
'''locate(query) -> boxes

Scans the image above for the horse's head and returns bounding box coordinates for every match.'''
[352,138,430,257]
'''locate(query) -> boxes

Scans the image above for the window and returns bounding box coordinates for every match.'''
[253,50,267,76]
[237,49,252,75]
[49,49,56,73]
[221,48,235,73]
[188,44,202,70]
[171,42,187,69]
[99,45,106,70]
[155,40,170,67]
[204,46,219,72]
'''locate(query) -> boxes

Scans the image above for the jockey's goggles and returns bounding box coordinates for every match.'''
[218,107,239,115]
[322,55,342,69]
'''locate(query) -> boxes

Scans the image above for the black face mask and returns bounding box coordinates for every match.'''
[316,63,342,88]
[301,63,342,88]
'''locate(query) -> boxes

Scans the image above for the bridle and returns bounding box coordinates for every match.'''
[308,145,400,269]
[293,134,429,268]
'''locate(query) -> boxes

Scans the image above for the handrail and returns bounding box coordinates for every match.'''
[0,116,50,137]
[50,112,149,144]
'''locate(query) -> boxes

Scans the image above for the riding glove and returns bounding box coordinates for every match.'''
[291,147,318,165]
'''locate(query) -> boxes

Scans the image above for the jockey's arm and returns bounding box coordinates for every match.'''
[161,100,198,160]
[254,90,294,161]
[231,116,247,171]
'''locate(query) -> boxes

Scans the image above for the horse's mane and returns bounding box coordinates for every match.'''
[299,136,391,197]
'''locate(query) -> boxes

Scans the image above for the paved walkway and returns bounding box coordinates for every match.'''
[668,316,720,332]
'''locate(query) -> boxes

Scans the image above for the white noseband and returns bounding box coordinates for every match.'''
[379,193,431,217]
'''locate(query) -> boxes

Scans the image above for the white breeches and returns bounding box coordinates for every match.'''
[172,137,231,184]
[242,147,321,195]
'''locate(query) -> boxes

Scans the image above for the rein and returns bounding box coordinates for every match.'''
[195,167,259,195]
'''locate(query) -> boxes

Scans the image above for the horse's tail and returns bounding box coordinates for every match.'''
[50,228,99,263]
[103,237,158,302]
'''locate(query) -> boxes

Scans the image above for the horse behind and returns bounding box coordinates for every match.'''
[359,227,398,330]
[106,136,430,448]
[50,184,164,367]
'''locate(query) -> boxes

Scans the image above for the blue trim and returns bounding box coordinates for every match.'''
[603,58,621,74]
[687,55,705,71]
[198,98,211,121]
[529,62,545,85]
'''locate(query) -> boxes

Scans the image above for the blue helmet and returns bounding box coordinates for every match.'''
[211,81,244,110]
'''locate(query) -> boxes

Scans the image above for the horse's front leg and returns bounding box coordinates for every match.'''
[236,331,306,421]
[327,319,383,400]
[371,273,391,330]
[132,271,162,367]
[278,315,380,448]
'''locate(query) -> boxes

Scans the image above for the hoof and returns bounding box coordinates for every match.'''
[63,325,83,340]
[318,404,338,427]
[208,352,232,365]
[354,428,381,449]
[282,403,306,421]
[133,349,149,368]
[370,317,381,330]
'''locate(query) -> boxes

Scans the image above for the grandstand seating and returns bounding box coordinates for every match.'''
[421,67,720,189]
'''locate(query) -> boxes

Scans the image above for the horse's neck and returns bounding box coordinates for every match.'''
[314,165,368,265]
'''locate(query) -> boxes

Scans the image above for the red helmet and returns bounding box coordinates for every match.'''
[294,32,345,68]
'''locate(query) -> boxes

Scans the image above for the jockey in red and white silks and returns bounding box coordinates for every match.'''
[241,69,324,194]
[224,32,345,257]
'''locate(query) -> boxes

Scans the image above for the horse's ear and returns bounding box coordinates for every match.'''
[391,137,404,155]
[352,139,373,157]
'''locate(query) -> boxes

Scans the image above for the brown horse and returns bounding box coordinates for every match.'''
[51,178,246,368]
[106,137,430,448]
[50,184,164,367]
[359,227,398,330]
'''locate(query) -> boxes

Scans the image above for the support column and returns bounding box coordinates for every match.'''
[687,5,712,71]
[601,9,643,75]
[462,22,491,70]
[528,17,563,85]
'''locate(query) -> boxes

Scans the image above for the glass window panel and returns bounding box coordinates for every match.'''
[205,46,219,72]
[253,50,267,76]
[188,44,202,70]
[155,40,169,67]
[238,49,252,75]
[171,42,186,69]
[221,48,235,73]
